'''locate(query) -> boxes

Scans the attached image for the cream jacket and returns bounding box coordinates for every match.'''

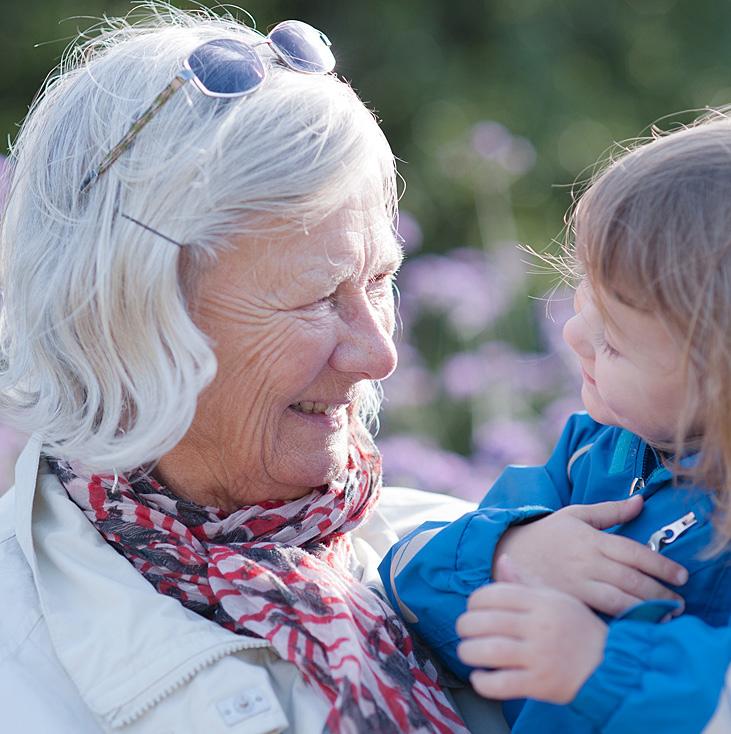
[0,434,502,734]
[705,674,731,733]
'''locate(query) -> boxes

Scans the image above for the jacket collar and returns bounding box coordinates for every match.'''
[13,436,264,724]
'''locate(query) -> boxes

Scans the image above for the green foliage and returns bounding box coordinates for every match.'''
[3,0,729,491]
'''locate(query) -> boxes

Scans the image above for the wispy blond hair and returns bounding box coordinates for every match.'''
[563,109,731,544]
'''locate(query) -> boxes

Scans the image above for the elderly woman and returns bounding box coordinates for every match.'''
[0,7,504,734]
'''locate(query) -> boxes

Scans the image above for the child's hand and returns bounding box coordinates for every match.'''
[457,556,608,704]
[493,495,688,616]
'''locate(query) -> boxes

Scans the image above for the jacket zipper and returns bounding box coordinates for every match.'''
[629,444,661,495]
[641,444,655,479]
[633,444,700,552]
[108,637,272,728]
[646,511,698,552]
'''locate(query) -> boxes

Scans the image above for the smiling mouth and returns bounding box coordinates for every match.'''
[290,401,344,416]
[581,368,596,386]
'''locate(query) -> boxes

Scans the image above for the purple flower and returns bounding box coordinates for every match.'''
[473,418,549,467]
[496,350,566,394]
[442,342,566,399]
[399,247,521,338]
[442,351,491,399]
[470,122,537,176]
[383,343,437,410]
[498,136,537,176]
[380,433,505,503]
[471,121,513,161]
[380,434,470,492]
[541,395,585,442]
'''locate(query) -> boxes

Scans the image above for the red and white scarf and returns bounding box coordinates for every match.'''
[49,434,467,734]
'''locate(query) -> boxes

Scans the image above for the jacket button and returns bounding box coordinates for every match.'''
[216,687,271,726]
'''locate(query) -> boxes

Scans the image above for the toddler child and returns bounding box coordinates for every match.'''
[379,111,731,733]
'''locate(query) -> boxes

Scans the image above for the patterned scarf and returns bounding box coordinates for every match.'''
[49,434,467,734]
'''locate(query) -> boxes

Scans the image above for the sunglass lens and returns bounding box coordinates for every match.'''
[187,39,265,96]
[269,21,336,74]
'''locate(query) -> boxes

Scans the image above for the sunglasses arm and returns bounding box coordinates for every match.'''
[80,69,195,194]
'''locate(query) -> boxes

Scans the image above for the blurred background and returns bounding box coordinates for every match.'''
[1,0,728,498]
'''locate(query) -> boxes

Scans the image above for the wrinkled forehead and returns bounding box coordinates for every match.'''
[218,195,402,305]
[290,205,402,298]
[310,197,399,258]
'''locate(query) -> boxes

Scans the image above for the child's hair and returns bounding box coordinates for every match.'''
[565,109,731,544]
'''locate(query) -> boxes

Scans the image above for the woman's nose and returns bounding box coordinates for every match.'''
[330,293,397,381]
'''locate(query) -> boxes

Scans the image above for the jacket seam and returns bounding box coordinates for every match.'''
[0,611,43,663]
[566,443,593,482]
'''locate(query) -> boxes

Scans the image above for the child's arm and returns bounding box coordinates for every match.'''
[458,574,731,733]
[377,414,686,678]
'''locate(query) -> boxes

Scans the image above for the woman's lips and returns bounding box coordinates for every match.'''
[288,403,347,430]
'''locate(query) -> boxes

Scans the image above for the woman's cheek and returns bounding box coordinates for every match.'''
[376,289,397,334]
[290,314,341,369]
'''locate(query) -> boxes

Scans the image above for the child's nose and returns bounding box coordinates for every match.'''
[562,311,594,360]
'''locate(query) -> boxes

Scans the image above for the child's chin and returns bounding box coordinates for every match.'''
[580,395,616,428]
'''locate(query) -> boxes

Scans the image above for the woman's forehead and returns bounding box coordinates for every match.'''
[212,201,401,297]
[286,198,400,265]
[290,213,402,293]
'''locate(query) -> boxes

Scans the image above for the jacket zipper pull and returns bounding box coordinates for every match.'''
[647,511,698,552]
[629,477,645,496]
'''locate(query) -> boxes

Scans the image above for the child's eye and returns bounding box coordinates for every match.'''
[600,339,620,359]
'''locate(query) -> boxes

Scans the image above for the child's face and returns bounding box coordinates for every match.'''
[562,279,691,444]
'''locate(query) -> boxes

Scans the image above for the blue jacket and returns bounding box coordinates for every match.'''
[378,413,731,733]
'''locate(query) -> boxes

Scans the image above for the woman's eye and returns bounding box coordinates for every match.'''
[310,274,394,310]
[367,272,393,291]
[316,291,337,308]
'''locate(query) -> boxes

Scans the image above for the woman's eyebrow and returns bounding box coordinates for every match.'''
[382,251,404,272]
[377,234,405,269]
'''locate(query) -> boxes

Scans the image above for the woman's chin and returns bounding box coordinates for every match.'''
[274,408,351,486]
[270,439,350,492]
[308,443,350,486]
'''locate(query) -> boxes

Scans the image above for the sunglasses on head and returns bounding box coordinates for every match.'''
[80,20,335,193]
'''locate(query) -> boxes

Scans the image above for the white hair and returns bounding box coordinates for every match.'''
[0,3,397,471]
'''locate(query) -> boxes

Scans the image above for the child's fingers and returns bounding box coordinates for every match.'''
[467,582,535,612]
[456,609,525,639]
[457,636,526,668]
[567,495,643,529]
[470,668,533,701]
[598,558,686,608]
[584,579,641,617]
[602,534,688,586]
